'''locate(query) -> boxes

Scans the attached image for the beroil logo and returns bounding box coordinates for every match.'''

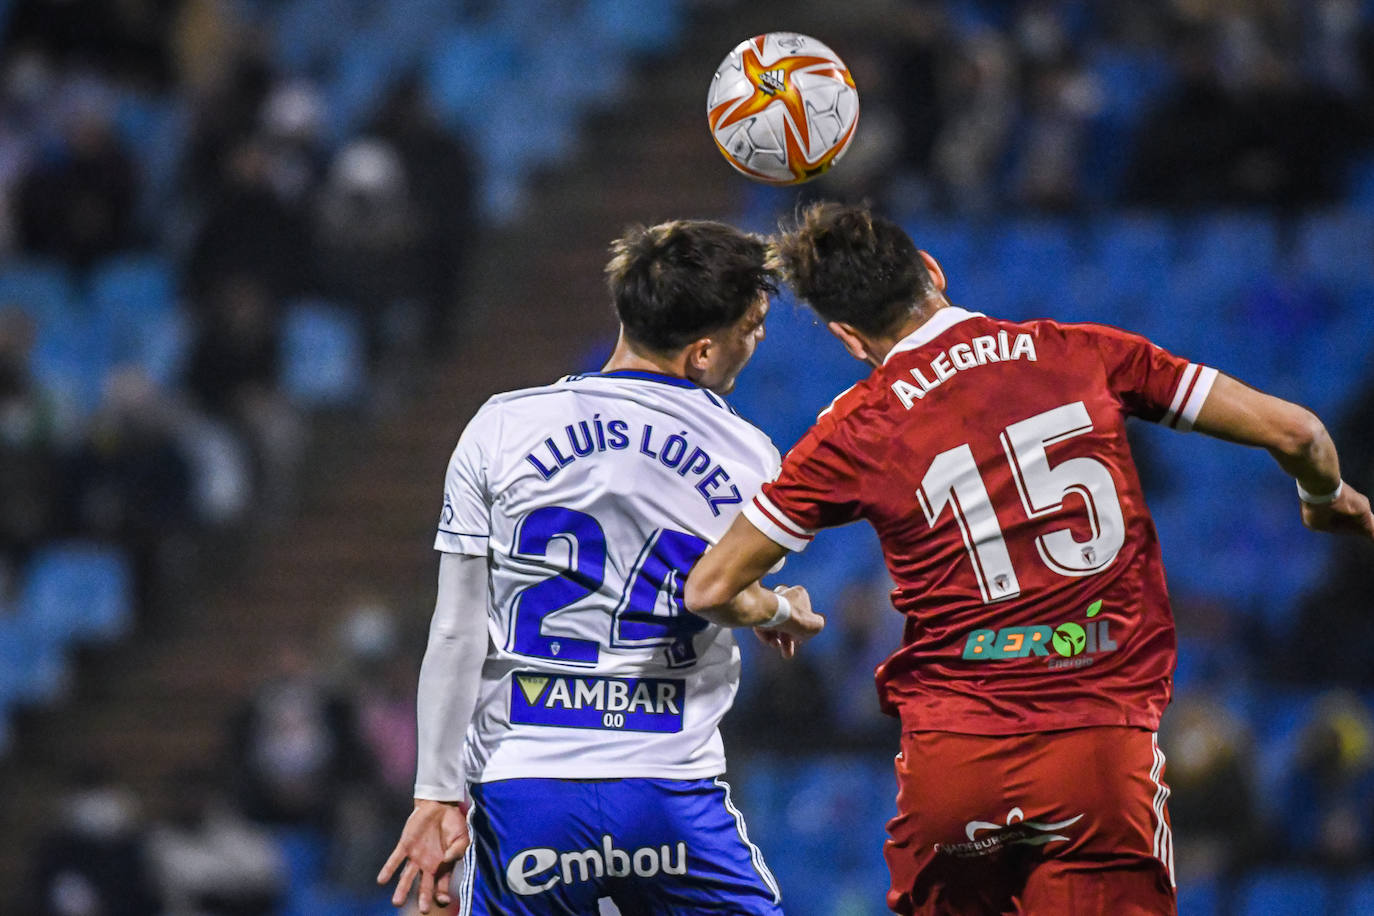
[961,600,1117,671]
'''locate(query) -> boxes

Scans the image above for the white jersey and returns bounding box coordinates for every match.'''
[435,369,780,784]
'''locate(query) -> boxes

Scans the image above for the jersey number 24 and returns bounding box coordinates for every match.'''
[507,507,709,668]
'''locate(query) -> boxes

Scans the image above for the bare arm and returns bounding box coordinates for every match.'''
[378,552,488,913]
[1192,373,1374,538]
[685,513,825,649]
[686,513,790,626]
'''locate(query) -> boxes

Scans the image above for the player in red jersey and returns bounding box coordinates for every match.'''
[684,202,1374,915]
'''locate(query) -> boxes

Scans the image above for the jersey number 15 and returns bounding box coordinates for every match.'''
[917,401,1126,604]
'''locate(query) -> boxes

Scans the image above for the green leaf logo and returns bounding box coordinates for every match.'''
[1052,622,1087,657]
[1086,600,1102,618]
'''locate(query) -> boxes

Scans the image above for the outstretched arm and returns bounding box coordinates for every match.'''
[378,552,489,912]
[685,513,825,654]
[1191,373,1374,538]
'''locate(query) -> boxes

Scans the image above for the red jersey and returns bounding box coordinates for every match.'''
[743,307,1217,735]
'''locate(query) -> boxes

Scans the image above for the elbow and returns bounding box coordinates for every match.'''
[682,575,713,615]
[1272,407,1325,462]
[683,565,731,615]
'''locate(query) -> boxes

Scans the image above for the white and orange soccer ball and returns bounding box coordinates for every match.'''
[707,32,859,185]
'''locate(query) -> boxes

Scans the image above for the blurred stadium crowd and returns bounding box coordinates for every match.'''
[1,0,1373,914]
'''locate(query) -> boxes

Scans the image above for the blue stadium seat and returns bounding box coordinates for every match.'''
[17,542,135,646]
[1245,687,1322,822]
[273,0,359,73]
[477,170,530,225]
[372,0,456,60]
[28,312,111,418]
[426,27,520,132]
[1339,871,1374,916]
[1294,311,1374,417]
[0,614,70,706]
[580,0,682,56]
[1154,450,1323,623]
[280,299,366,407]
[903,218,980,288]
[1176,877,1221,916]
[730,755,894,916]
[1293,208,1374,288]
[1232,869,1334,916]
[115,93,189,217]
[326,39,401,141]
[1180,213,1278,301]
[993,219,1082,312]
[948,265,1015,318]
[474,100,576,178]
[285,884,393,916]
[90,254,176,325]
[0,260,79,330]
[1335,280,1374,336]
[0,614,28,710]
[88,254,186,385]
[1092,214,1177,300]
[526,29,623,113]
[1155,267,1228,359]
[275,826,328,889]
[1060,267,1118,325]
[1082,49,1173,200]
[1348,154,1374,212]
[1090,48,1173,128]
[943,0,1013,36]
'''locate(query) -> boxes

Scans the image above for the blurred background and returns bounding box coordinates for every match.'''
[0,0,1371,914]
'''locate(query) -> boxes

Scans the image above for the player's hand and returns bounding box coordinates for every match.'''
[378,799,469,913]
[754,626,799,658]
[1301,482,1374,541]
[755,585,824,659]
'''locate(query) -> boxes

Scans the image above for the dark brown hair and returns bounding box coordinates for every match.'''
[771,202,934,336]
[606,220,776,353]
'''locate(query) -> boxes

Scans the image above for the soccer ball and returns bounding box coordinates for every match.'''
[707,32,859,185]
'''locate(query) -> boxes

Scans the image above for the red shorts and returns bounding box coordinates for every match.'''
[884,726,1175,916]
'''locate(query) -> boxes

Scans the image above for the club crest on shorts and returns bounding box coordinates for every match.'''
[935,807,1085,858]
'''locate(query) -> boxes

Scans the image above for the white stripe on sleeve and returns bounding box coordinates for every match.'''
[1174,366,1218,432]
[1161,363,1198,429]
[742,494,815,553]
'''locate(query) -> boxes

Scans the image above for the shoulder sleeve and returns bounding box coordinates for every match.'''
[744,419,863,552]
[434,404,497,556]
[1078,323,1218,431]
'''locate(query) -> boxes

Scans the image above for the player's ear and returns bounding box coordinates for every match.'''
[918,250,947,292]
[683,336,713,380]
[826,321,872,364]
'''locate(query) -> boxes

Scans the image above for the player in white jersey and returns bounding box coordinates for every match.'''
[378,220,825,915]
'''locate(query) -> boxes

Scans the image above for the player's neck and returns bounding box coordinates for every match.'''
[602,335,690,380]
[866,300,949,364]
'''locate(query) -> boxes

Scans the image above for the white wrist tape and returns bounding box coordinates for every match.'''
[1297,479,1343,505]
[760,592,792,629]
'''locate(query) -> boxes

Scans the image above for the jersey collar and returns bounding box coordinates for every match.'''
[584,369,700,389]
[882,306,985,365]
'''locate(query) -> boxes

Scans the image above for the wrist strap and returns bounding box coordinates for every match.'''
[760,592,792,629]
[1297,479,1343,505]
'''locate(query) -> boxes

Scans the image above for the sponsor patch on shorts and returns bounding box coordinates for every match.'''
[509,671,685,733]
